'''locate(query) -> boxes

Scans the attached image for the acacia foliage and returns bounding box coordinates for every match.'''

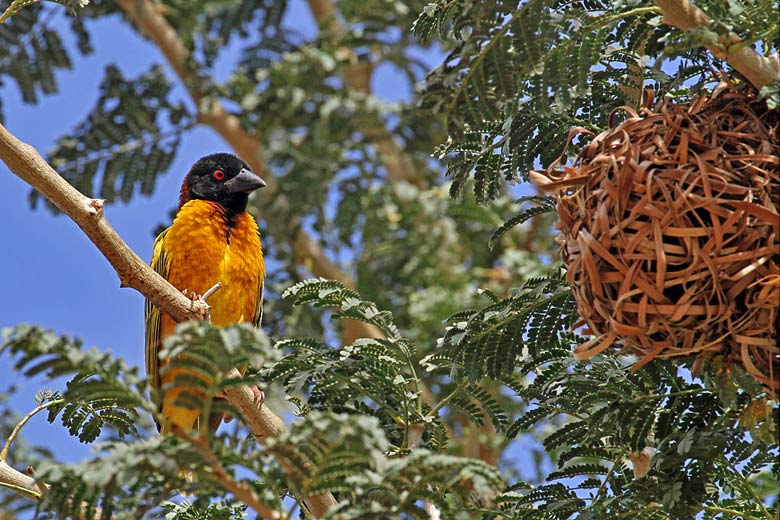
[2,278,777,518]
[414,0,779,202]
[0,0,778,519]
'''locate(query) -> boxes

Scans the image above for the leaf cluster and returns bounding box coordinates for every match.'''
[268,411,503,519]
[413,0,778,200]
[33,65,190,209]
[2,324,148,443]
[0,3,82,123]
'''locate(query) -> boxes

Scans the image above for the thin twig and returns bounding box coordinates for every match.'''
[1,399,63,460]
[0,0,33,23]
[429,382,466,417]
[201,282,223,302]
[172,426,282,520]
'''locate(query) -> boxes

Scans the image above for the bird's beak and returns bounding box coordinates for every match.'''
[225,168,267,193]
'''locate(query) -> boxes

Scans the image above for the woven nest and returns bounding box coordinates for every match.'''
[532,85,779,398]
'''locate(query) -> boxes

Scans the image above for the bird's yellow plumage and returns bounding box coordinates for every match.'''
[144,153,266,435]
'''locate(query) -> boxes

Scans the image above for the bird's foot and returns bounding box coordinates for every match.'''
[181,288,203,311]
[221,387,264,424]
[251,386,265,407]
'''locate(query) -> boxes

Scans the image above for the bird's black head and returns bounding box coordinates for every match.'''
[179,153,266,213]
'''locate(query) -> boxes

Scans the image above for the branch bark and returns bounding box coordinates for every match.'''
[174,425,283,520]
[116,0,382,341]
[0,124,339,518]
[0,461,108,520]
[223,368,338,517]
[653,0,780,90]
[0,124,209,324]
[0,459,40,501]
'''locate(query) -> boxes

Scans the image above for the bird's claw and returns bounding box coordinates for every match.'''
[252,387,265,407]
[221,387,264,424]
[181,288,204,311]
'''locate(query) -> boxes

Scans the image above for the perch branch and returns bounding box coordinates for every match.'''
[0,460,41,500]
[0,461,110,520]
[653,0,780,89]
[0,124,209,324]
[116,0,383,342]
[222,368,339,517]
[0,124,339,518]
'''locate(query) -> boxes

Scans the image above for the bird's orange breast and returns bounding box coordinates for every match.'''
[157,200,264,432]
[160,200,264,336]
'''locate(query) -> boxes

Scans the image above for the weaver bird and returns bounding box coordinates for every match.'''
[145,153,266,435]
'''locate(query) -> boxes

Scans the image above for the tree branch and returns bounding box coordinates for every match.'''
[306,0,424,188]
[0,461,109,520]
[0,460,41,500]
[653,0,780,89]
[115,0,383,342]
[173,426,282,520]
[0,124,209,324]
[0,124,339,518]
[222,368,339,517]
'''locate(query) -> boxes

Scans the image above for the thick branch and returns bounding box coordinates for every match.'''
[0,460,40,501]
[654,0,780,89]
[0,124,209,324]
[116,0,382,342]
[306,0,424,188]
[0,461,107,520]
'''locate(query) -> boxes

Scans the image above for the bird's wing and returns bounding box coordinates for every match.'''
[145,227,171,392]
[252,279,264,329]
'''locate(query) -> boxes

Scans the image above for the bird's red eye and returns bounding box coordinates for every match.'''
[213,169,225,181]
